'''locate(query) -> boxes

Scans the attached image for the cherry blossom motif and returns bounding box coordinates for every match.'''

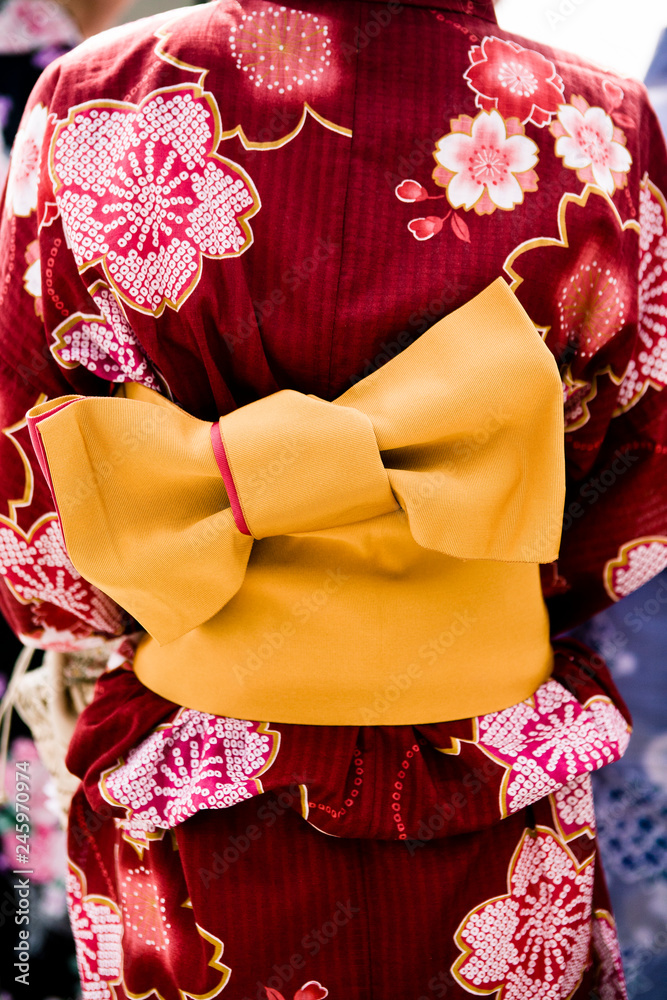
[6,102,48,217]
[101,710,280,832]
[266,982,329,1000]
[22,239,42,318]
[395,179,432,203]
[592,911,628,1000]
[473,679,630,817]
[228,6,331,94]
[616,176,667,414]
[551,96,632,196]
[550,772,596,842]
[464,36,565,127]
[433,110,538,215]
[50,281,160,387]
[604,537,667,601]
[0,515,125,636]
[50,86,260,316]
[67,860,124,1000]
[452,827,595,1000]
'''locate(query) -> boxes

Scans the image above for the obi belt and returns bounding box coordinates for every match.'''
[27,278,565,725]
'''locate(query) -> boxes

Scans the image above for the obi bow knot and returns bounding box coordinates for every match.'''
[27,279,565,647]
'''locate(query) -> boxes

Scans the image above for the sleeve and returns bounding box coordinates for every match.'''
[545,92,667,636]
[0,64,133,653]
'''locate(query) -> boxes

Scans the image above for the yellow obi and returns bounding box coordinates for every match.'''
[27,279,565,725]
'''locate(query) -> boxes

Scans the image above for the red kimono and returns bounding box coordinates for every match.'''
[1,1,667,996]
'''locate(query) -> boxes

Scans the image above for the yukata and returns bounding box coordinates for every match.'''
[1,1,667,997]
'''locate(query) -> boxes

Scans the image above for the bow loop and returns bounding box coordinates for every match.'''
[27,279,565,647]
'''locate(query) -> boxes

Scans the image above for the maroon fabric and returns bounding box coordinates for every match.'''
[0,2,665,996]
[67,639,631,842]
[1,0,667,647]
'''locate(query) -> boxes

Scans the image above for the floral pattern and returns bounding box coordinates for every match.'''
[5,102,48,217]
[50,86,260,316]
[50,281,160,387]
[616,175,667,414]
[101,711,281,832]
[472,680,631,817]
[265,982,329,1000]
[604,537,667,601]
[452,827,595,1000]
[433,110,538,215]
[551,96,632,196]
[550,772,596,842]
[66,861,123,1000]
[592,911,628,1000]
[228,6,331,94]
[0,515,125,638]
[464,36,565,127]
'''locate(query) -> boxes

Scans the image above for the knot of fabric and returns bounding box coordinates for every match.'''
[27,279,565,648]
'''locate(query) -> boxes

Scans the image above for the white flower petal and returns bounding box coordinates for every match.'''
[435,132,475,172]
[584,105,614,142]
[504,134,538,173]
[608,140,632,174]
[558,103,586,138]
[591,162,615,195]
[488,172,524,210]
[556,135,591,169]
[448,171,484,210]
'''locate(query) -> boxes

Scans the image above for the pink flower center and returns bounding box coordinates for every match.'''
[497,60,539,98]
[574,123,610,166]
[17,138,39,184]
[466,143,509,187]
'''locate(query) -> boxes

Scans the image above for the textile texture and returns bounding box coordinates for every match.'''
[1,0,667,996]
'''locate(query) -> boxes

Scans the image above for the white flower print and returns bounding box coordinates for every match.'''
[6,102,48,217]
[50,86,260,316]
[433,110,538,215]
[453,827,595,1000]
[551,96,631,195]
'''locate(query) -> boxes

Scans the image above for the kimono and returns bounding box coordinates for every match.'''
[1,1,667,997]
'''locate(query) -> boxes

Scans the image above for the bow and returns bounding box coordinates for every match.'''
[28,278,565,646]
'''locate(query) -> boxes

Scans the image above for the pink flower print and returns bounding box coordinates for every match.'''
[51,86,260,317]
[604,537,667,601]
[551,96,632,195]
[50,281,160,388]
[265,982,329,1000]
[0,516,125,637]
[465,36,565,127]
[433,111,538,215]
[396,179,431,202]
[67,860,123,1000]
[452,828,595,1000]
[407,215,444,240]
[6,101,48,217]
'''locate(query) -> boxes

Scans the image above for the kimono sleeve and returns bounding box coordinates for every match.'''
[545,94,667,636]
[0,66,132,652]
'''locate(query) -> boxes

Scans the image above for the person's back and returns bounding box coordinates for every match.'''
[1,1,666,996]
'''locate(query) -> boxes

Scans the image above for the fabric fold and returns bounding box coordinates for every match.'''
[27,278,565,649]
